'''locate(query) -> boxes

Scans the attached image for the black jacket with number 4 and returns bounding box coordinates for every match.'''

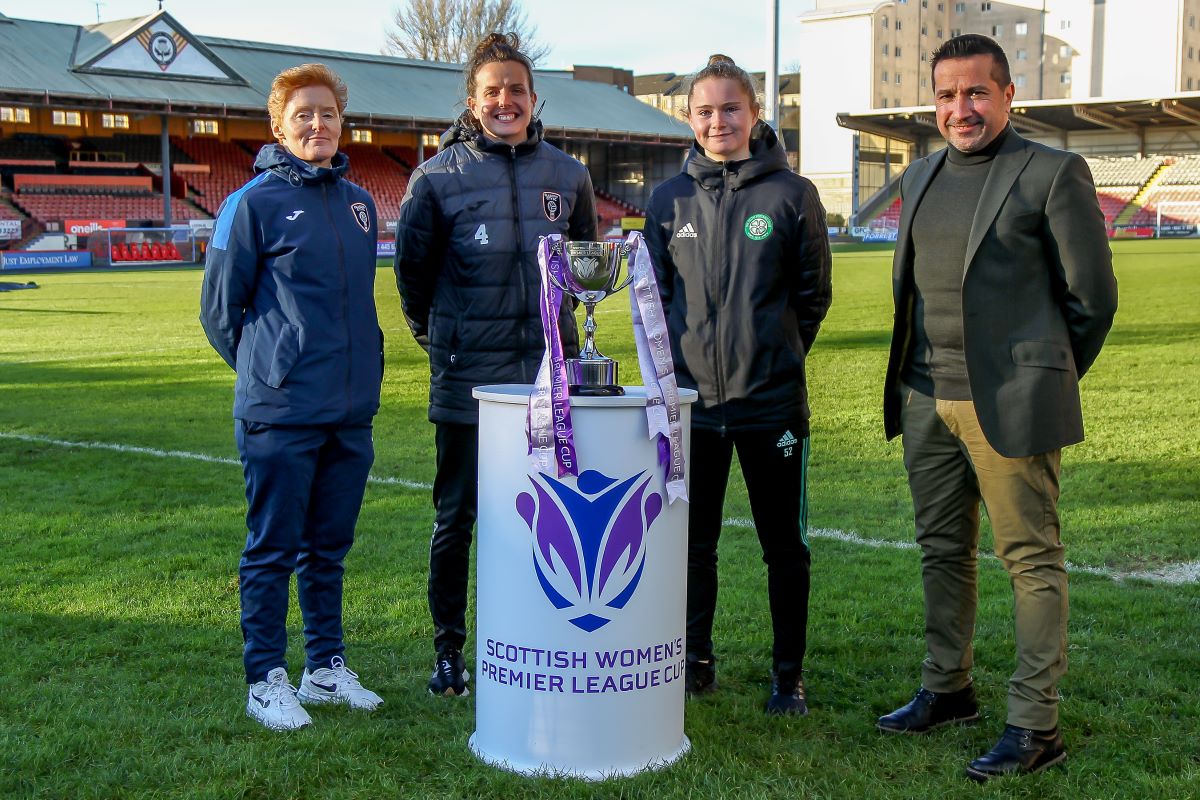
[395,120,596,424]
[645,121,832,433]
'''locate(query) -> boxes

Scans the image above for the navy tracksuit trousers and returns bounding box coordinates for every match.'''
[235,420,374,684]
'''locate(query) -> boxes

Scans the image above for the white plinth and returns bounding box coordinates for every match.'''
[469,384,696,780]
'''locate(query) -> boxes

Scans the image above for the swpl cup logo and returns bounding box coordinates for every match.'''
[516,469,664,632]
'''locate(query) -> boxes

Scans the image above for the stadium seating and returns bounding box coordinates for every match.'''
[173,138,260,216]
[1084,155,1165,188]
[12,187,208,226]
[0,198,24,220]
[78,135,193,166]
[863,197,902,230]
[594,189,643,231]
[1128,186,1200,226]
[1096,188,1136,225]
[1159,154,1200,185]
[0,133,67,162]
[385,146,420,169]
[342,143,411,223]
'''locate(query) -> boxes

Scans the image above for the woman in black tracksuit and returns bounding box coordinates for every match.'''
[394,33,596,697]
[644,55,832,715]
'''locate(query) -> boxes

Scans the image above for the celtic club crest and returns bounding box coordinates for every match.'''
[516,469,664,632]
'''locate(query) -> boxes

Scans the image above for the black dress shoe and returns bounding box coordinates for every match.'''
[965,724,1065,781]
[765,669,807,716]
[876,685,979,734]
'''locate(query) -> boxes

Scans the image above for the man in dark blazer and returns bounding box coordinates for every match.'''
[875,35,1117,782]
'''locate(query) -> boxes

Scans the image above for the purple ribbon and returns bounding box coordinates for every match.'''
[528,235,578,478]
[626,231,687,504]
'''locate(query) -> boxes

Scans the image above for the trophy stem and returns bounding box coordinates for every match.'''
[568,300,623,395]
[579,301,603,360]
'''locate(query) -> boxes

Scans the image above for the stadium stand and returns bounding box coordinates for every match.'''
[12,185,208,226]
[342,143,411,223]
[594,189,643,231]
[868,197,902,230]
[1159,154,1200,185]
[0,133,67,162]
[1128,186,1200,226]
[1096,187,1137,226]
[1085,156,1165,188]
[77,134,193,166]
[859,156,1200,233]
[384,146,420,170]
[172,137,259,215]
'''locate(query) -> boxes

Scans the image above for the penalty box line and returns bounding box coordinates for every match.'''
[4,431,1198,586]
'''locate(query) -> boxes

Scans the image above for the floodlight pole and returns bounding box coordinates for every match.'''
[765,0,780,131]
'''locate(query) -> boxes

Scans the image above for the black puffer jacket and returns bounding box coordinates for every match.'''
[645,121,832,433]
[395,121,596,423]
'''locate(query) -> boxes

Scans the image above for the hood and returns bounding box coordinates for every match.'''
[438,117,545,156]
[684,120,789,190]
[254,143,348,186]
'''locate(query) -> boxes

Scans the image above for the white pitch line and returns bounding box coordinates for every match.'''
[715,522,1200,587]
[0,345,196,364]
[3,432,1195,585]
[0,431,431,490]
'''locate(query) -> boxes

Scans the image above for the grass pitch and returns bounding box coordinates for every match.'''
[1,240,1197,798]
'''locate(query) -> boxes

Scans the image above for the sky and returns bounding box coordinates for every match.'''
[1,0,818,74]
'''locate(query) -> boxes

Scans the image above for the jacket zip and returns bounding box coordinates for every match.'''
[322,182,352,420]
[509,144,531,382]
[712,167,730,434]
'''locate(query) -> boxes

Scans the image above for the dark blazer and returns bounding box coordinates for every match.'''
[884,128,1117,458]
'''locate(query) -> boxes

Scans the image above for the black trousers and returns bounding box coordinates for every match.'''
[687,424,812,673]
[428,422,479,652]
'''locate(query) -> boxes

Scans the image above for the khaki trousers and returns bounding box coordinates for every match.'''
[900,385,1066,730]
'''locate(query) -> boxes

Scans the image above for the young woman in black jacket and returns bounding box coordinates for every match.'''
[395,33,597,697]
[645,55,832,715]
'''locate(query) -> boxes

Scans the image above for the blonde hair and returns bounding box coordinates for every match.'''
[685,54,761,117]
[267,63,348,135]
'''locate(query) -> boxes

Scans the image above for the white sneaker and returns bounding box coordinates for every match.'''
[247,667,312,731]
[297,656,384,711]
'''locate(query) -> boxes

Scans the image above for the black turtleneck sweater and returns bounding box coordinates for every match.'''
[902,126,1010,400]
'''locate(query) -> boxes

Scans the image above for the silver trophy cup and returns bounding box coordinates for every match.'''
[548,239,633,395]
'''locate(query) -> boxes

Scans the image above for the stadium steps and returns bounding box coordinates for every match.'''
[0,192,28,221]
[1116,162,1172,226]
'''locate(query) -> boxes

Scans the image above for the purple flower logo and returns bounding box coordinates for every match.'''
[516,469,664,632]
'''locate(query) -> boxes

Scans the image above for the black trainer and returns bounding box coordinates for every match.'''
[684,653,717,696]
[876,685,979,734]
[765,668,807,716]
[965,724,1066,781]
[427,646,470,697]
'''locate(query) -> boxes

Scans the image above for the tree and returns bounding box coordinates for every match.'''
[383,0,550,65]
